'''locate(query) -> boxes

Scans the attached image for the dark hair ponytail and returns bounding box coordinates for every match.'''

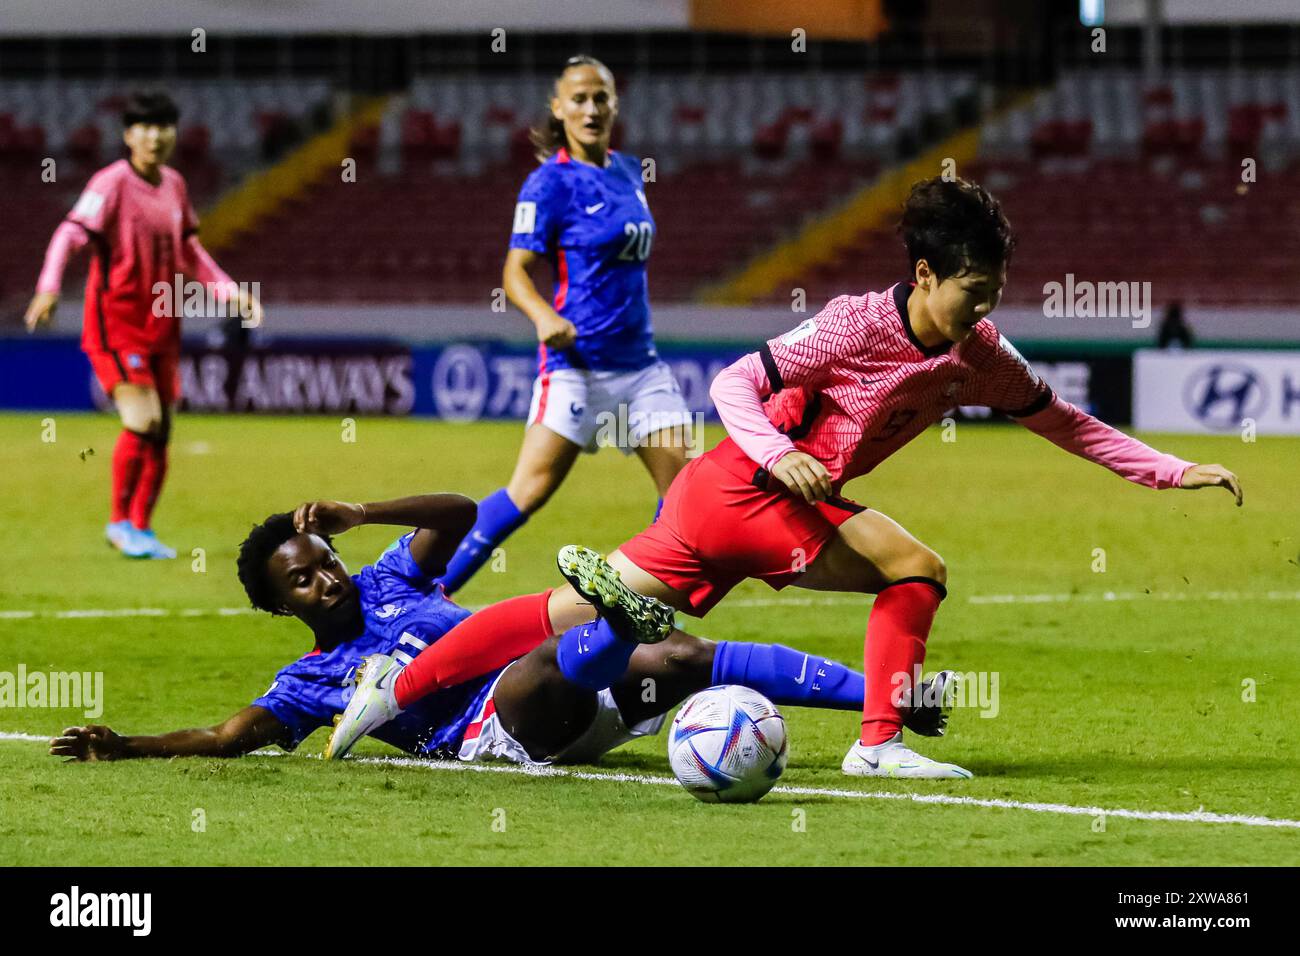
[528,54,612,162]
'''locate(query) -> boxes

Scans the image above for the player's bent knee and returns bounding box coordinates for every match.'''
[887,547,946,589]
[116,406,154,435]
[925,551,947,587]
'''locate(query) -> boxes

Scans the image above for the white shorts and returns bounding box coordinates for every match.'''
[527,360,694,455]
[457,663,667,767]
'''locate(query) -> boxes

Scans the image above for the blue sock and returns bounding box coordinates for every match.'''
[711,642,864,711]
[556,618,636,691]
[436,488,527,594]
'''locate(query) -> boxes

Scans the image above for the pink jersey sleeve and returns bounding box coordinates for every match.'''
[38,166,122,292]
[963,324,1191,489]
[761,296,858,392]
[709,352,796,471]
[66,167,120,234]
[174,173,234,292]
[35,220,91,294]
[958,324,1053,416]
[183,234,236,301]
[1016,394,1193,489]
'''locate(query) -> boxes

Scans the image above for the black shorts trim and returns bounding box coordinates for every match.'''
[824,495,866,515]
[749,467,867,517]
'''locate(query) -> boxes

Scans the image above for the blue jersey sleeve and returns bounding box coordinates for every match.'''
[509,164,569,254]
[372,531,427,586]
[250,673,336,750]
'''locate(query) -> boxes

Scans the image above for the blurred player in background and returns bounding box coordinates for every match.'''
[436,55,694,596]
[337,177,1242,781]
[24,90,262,559]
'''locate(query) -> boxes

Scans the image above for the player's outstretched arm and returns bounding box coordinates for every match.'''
[183,234,262,329]
[26,220,92,331]
[293,494,478,576]
[1014,397,1243,506]
[48,706,288,761]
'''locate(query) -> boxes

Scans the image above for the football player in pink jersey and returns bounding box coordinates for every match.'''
[329,177,1241,779]
[25,91,261,559]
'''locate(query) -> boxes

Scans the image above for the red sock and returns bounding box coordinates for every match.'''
[394,590,555,709]
[110,430,148,524]
[128,439,168,530]
[861,579,945,745]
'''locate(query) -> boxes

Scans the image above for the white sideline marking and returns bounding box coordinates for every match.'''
[968,590,1300,606]
[6,732,1296,831]
[2,590,1298,621]
[728,590,1300,608]
[0,607,256,620]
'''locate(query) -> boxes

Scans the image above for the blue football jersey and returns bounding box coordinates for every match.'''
[509,148,657,373]
[251,532,499,757]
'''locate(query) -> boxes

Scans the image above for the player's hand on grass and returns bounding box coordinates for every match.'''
[24,291,58,332]
[293,500,366,536]
[1180,463,1243,507]
[49,725,127,762]
[772,451,833,504]
[536,312,578,350]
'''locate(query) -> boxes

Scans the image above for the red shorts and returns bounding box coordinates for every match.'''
[86,349,181,406]
[620,451,864,616]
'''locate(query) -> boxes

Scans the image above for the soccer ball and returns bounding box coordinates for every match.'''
[667,685,789,803]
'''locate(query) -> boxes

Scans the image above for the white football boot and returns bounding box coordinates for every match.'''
[841,732,973,779]
[324,653,404,760]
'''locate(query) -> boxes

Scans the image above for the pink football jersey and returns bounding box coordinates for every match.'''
[708,282,1192,492]
[64,159,199,353]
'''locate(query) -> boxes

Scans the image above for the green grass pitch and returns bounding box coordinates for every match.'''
[1,411,1297,865]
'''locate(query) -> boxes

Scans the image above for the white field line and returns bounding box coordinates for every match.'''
[2,591,1299,622]
[0,607,256,620]
[4,732,1297,831]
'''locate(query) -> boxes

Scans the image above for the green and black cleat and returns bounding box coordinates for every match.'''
[557,545,676,644]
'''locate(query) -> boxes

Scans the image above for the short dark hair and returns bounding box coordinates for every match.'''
[122,90,180,128]
[236,512,332,615]
[899,177,1015,281]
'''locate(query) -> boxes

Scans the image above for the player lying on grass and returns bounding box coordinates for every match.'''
[328,176,1243,780]
[49,495,954,766]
